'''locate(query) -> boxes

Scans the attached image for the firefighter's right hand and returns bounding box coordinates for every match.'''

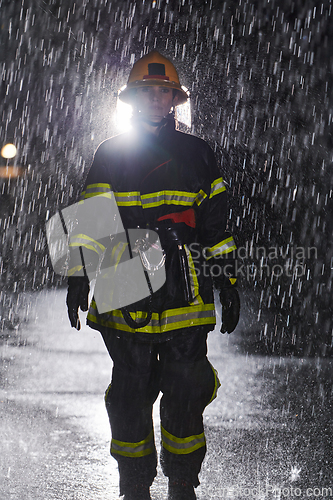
[66,276,90,330]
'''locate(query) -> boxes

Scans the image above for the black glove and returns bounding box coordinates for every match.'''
[66,276,90,330]
[219,286,240,333]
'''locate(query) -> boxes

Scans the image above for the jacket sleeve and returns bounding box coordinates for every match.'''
[67,143,124,279]
[79,142,113,200]
[196,142,237,287]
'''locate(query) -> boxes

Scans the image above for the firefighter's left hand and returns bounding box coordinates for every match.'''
[219,286,240,333]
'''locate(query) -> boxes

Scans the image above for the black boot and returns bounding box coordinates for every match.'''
[123,484,152,500]
[168,479,197,500]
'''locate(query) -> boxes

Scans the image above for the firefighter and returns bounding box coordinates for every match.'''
[66,51,240,500]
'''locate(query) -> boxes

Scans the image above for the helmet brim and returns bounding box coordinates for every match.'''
[119,80,189,106]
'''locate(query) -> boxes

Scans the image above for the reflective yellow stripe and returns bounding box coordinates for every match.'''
[184,245,204,306]
[114,191,142,206]
[205,236,237,260]
[194,189,207,206]
[161,426,206,455]
[104,383,111,402]
[82,192,112,200]
[208,363,221,404]
[86,183,112,189]
[141,190,197,208]
[69,242,101,254]
[67,264,84,277]
[162,305,215,330]
[111,241,128,266]
[210,177,226,198]
[80,183,113,200]
[69,234,106,255]
[87,301,215,334]
[113,190,208,208]
[81,185,211,206]
[111,430,155,458]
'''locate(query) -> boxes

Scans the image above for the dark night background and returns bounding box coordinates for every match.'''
[0,0,332,356]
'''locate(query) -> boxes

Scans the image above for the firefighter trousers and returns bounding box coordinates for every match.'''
[101,327,220,495]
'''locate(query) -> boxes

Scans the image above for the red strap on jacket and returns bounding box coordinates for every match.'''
[157,208,196,228]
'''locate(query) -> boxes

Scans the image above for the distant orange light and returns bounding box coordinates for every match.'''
[1,143,17,159]
[0,166,23,178]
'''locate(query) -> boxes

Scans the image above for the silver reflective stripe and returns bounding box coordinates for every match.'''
[141,191,196,208]
[87,301,216,333]
[162,434,205,451]
[114,192,142,206]
[184,245,203,306]
[194,189,207,206]
[111,430,155,458]
[102,190,209,208]
[205,236,237,259]
[88,305,160,332]
[209,177,226,198]
[162,307,215,328]
[81,183,112,200]
[161,426,206,455]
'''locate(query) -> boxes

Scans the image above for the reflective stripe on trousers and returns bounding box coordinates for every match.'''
[111,430,155,458]
[161,426,206,455]
[160,361,220,455]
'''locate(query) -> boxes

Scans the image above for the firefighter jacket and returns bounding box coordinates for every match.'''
[72,116,236,342]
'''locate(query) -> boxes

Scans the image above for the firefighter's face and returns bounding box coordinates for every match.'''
[135,86,176,123]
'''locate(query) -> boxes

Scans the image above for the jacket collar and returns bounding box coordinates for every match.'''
[131,113,176,142]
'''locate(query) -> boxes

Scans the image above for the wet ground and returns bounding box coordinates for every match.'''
[0,289,332,499]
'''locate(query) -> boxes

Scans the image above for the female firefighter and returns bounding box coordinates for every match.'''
[66,51,240,500]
